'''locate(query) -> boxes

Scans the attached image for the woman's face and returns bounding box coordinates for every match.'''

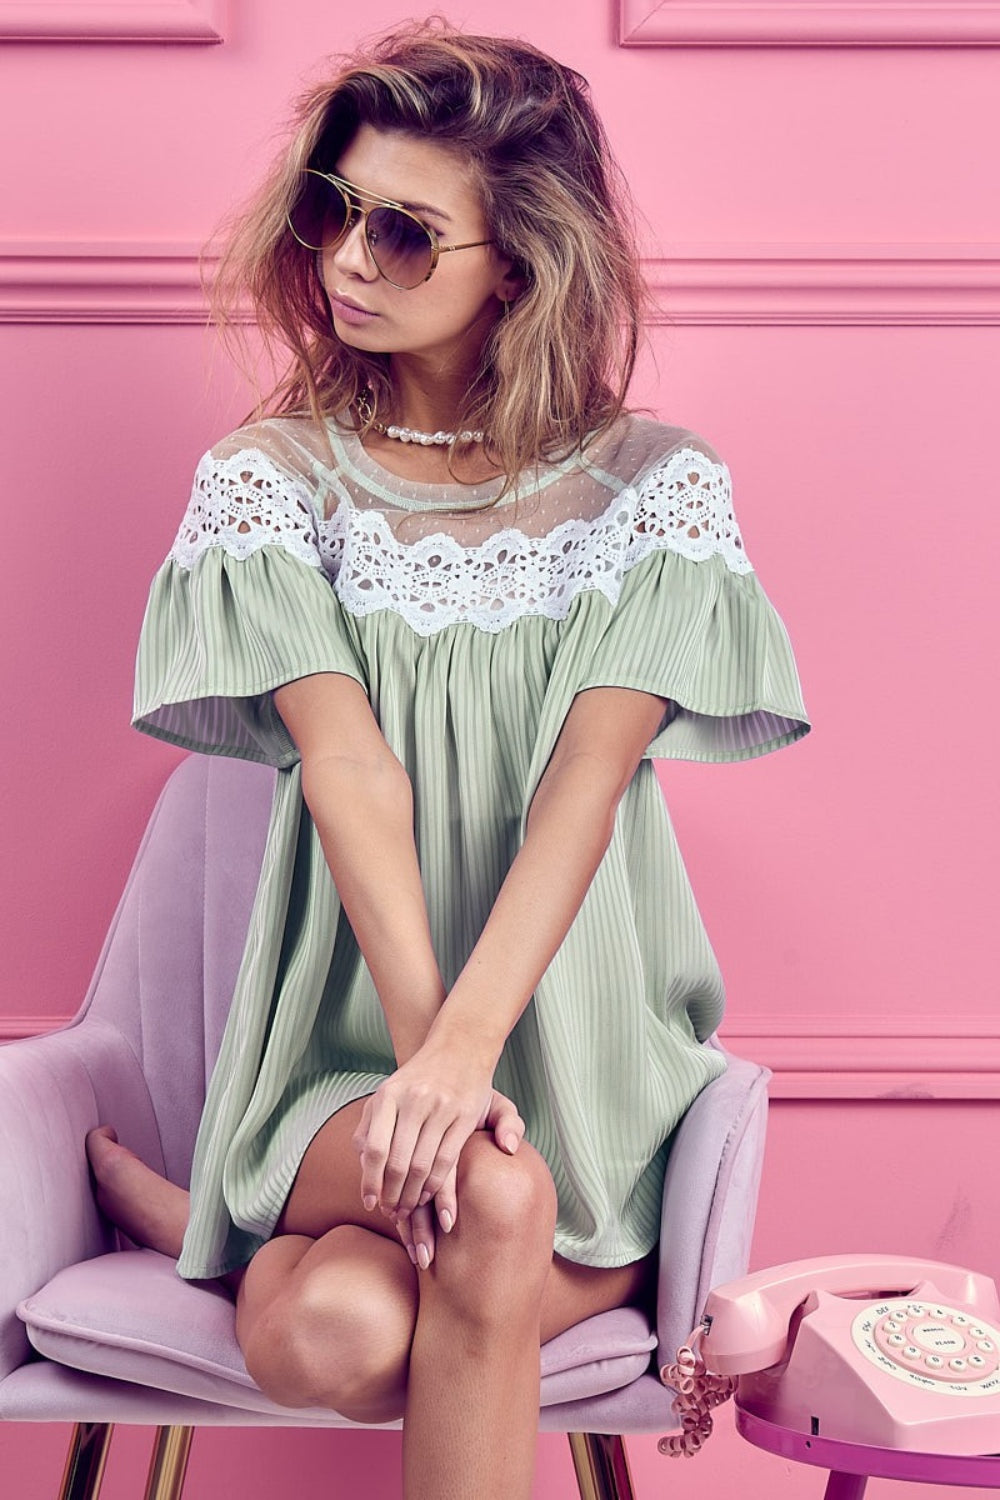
[319,124,515,369]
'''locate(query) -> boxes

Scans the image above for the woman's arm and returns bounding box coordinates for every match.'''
[355,683,670,1222]
[274,671,446,1064]
[274,672,525,1265]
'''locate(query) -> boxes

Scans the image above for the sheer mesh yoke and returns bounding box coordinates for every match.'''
[169,411,752,576]
[133,410,809,1278]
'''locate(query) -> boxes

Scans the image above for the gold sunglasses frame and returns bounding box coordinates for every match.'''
[287,170,494,290]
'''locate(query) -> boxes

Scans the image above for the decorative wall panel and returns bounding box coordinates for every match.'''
[0,1,224,42]
[619,0,1000,47]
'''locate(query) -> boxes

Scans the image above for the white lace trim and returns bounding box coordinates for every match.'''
[168,445,751,635]
[169,449,324,571]
[629,450,749,573]
[336,448,751,634]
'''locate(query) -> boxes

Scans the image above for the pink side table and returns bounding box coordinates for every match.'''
[736,1405,1000,1499]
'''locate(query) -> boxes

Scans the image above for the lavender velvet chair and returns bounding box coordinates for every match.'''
[0,754,770,1500]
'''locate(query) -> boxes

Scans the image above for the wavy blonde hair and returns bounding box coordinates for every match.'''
[209,19,650,491]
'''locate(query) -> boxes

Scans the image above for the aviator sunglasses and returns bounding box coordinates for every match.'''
[286,170,494,290]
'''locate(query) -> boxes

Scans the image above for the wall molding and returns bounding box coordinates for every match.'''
[2,241,1000,326]
[0,244,211,323]
[0,1,225,43]
[643,245,1000,326]
[619,0,1000,47]
[5,1013,1000,1098]
[722,1016,1000,1099]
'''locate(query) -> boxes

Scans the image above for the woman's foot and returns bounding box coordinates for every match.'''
[85,1125,190,1260]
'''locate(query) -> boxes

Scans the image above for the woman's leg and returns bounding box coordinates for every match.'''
[232,1103,421,1420]
[87,1111,657,1500]
[264,1105,656,1500]
[234,1225,418,1421]
[401,1129,555,1500]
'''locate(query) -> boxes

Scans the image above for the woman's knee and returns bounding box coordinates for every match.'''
[238,1226,416,1418]
[434,1134,558,1297]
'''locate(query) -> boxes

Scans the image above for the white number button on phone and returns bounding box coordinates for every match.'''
[866,1302,1000,1388]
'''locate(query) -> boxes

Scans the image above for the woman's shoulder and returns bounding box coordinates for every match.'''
[589,412,728,491]
[583,412,748,575]
[167,416,334,570]
[200,413,327,482]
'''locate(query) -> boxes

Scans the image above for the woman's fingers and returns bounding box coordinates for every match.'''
[393,1206,417,1265]
[483,1089,525,1155]
[393,1114,467,1217]
[355,1092,404,1211]
[358,1094,460,1218]
[406,1202,437,1269]
[410,1116,475,1210]
[354,1067,497,1217]
[433,1163,459,1235]
[380,1112,437,1214]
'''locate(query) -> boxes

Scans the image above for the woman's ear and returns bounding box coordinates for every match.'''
[496,258,529,306]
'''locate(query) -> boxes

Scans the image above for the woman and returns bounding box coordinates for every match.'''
[87,22,809,1499]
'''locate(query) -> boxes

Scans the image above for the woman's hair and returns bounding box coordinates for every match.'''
[209,18,650,487]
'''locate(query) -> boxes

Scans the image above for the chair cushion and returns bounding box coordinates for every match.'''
[0,1357,677,1435]
[18,1250,656,1415]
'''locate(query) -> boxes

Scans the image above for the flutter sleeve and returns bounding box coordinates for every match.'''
[133,441,366,767]
[577,442,810,761]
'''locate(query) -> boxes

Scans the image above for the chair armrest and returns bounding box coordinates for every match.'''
[0,1017,162,1382]
[656,1049,771,1376]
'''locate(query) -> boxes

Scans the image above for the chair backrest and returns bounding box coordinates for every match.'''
[79,755,275,1185]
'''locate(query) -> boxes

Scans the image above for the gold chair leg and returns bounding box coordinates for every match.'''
[142,1426,194,1500]
[567,1432,636,1500]
[58,1423,113,1500]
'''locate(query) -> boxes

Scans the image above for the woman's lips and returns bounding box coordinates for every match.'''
[329,293,379,325]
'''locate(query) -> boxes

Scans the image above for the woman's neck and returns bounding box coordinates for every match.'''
[384,348,482,436]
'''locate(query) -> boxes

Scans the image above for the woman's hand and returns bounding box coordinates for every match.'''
[354,1075,525,1268]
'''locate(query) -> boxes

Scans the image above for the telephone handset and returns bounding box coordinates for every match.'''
[661,1254,1000,1458]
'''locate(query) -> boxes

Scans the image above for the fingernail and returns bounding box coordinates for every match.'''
[406,1244,418,1266]
[439,1208,453,1232]
[504,1133,519,1154]
[418,1190,431,1208]
[363,1194,377,1211]
[416,1243,431,1270]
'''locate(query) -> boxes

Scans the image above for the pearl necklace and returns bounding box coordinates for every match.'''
[354,391,484,446]
[375,420,485,446]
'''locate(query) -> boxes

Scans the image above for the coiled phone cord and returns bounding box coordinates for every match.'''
[658,1319,738,1456]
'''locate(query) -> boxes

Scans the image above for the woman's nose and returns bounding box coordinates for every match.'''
[330,215,378,281]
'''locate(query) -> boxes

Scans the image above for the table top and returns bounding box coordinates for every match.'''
[736,1405,1000,1488]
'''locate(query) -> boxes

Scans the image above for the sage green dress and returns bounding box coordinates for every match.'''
[133,411,809,1279]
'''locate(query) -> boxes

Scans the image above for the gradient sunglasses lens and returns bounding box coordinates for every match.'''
[287,170,350,252]
[287,172,435,288]
[364,205,435,288]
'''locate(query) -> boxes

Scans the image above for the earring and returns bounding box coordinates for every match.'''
[502,299,511,319]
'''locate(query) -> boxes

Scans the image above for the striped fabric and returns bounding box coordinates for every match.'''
[133,418,809,1278]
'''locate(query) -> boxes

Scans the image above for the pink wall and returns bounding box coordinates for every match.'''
[2,2,998,1496]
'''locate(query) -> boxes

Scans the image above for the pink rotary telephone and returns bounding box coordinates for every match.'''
[662,1254,1000,1458]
